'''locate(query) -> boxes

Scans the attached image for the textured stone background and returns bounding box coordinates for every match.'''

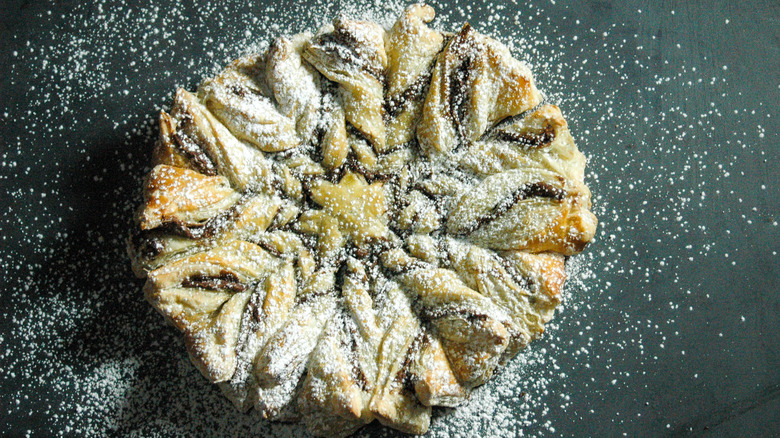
[1,0,777,436]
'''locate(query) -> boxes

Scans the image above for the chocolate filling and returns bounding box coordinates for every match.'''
[130,230,167,260]
[394,333,422,392]
[444,24,477,136]
[255,239,284,258]
[459,181,566,235]
[248,298,263,324]
[447,55,471,130]
[228,84,247,98]
[343,322,371,391]
[493,123,556,149]
[182,270,246,292]
[158,202,241,240]
[385,72,432,118]
[497,255,535,292]
[174,115,218,176]
[418,306,490,325]
[315,30,385,81]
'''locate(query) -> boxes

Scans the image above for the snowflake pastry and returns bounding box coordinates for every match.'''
[129,4,597,436]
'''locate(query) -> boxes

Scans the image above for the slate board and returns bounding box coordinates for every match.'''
[0,0,777,436]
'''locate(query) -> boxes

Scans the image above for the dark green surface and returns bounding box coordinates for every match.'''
[0,0,778,436]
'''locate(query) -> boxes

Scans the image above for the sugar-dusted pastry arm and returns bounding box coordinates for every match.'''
[381,248,511,388]
[198,55,300,153]
[293,259,440,434]
[265,32,351,168]
[157,88,276,192]
[340,258,383,383]
[318,87,350,169]
[153,109,216,175]
[304,16,388,152]
[300,259,431,433]
[137,164,241,233]
[130,168,283,277]
[410,331,469,407]
[220,257,298,411]
[418,23,542,154]
[446,238,564,360]
[252,267,337,419]
[266,32,322,145]
[385,3,445,151]
[129,193,281,276]
[462,104,588,183]
[144,240,279,383]
[369,280,431,434]
[298,312,373,437]
[447,168,597,255]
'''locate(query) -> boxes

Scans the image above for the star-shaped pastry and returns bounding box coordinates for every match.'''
[307,172,389,248]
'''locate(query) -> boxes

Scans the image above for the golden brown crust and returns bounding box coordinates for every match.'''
[384,4,445,151]
[138,164,239,231]
[418,23,543,155]
[144,240,278,383]
[412,333,469,407]
[303,17,388,153]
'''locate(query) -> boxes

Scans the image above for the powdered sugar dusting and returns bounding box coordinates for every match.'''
[2,0,776,437]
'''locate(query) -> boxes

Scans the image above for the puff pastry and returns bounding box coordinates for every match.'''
[128,4,597,436]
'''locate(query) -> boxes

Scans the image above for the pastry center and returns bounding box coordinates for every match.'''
[308,172,389,247]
